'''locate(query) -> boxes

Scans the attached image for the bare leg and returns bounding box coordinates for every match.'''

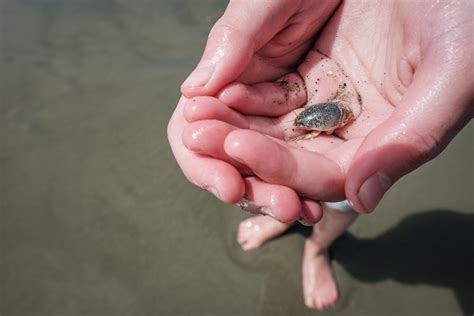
[303,202,358,310]
[236,215,294,251]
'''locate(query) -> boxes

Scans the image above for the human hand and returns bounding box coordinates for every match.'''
[181,0,473,219]
[179,0,341,97]
[168,0,342,223]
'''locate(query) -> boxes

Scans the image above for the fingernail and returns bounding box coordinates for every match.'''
[260,207,276,218]
[236,198,257,214]
[182,65,214,89]
[298,212,313,226]
[358,172,392,212]
[236,198,276,218]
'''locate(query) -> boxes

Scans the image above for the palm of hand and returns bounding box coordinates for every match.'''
[185,2,405,198]
[172,0,472,220]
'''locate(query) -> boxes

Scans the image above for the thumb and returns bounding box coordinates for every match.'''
[180,0,298,98]
[346,48,473,213]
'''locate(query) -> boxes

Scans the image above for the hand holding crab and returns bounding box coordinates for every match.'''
[169,0,473,222]
[168,0,473,310]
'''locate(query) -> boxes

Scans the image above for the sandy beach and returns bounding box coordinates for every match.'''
[1,1,473,315]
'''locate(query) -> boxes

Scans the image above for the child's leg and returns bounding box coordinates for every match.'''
[236,215,294,251]
[303,201,358,310]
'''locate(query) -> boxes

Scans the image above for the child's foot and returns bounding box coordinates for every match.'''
[302,239,339,310]
[236,215,293,251]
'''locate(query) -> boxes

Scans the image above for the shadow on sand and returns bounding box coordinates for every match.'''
[321,210,474,315]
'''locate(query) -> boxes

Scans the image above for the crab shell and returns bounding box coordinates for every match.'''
[293,102,355,133]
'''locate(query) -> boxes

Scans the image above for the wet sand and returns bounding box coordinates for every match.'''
[1,1,473,315]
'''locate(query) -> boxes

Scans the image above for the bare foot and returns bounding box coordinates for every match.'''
[236,215,293,251]
[302,239,339,310]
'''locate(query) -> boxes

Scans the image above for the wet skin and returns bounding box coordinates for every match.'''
[170,0,473,218]
[236,203,358,310]
[168,0,473,311]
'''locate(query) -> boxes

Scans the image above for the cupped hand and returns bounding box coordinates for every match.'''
[180,0,341,97]
[168,0,341,223]
[182,0,473,217]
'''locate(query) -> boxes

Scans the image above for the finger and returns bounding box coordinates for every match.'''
[236,41,314,85]
[345,40,473,213]
[168,97,245,203]
[230,0,342,85]
[182,96,296,140]
[217,50,363,121]
[237,177,302,223]
[183,96,249,128]
[182,119,251,174]
[299,198,324,226]
[180,1,299,97]
[183,96,344,142]
[183,108,351,166]
[183,119,324,223]
[217,73,307,116]
[224,129,346,201]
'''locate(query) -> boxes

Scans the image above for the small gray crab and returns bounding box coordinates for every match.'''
[293,102,354,138]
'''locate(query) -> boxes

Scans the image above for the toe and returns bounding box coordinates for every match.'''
[241,243,252,251]
[241,240,261,251]
[315,297,324,310]
[236,227,249,244]
[304,295,315,309]
[236,234,247,245]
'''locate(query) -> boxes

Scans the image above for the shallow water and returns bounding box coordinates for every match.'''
[1,1,473,315]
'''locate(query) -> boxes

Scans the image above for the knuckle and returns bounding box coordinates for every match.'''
[209,19,241,40]
[409,128,442,161]
[208,19,255,51]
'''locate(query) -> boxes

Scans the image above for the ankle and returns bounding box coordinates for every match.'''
[304,239,330,256]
